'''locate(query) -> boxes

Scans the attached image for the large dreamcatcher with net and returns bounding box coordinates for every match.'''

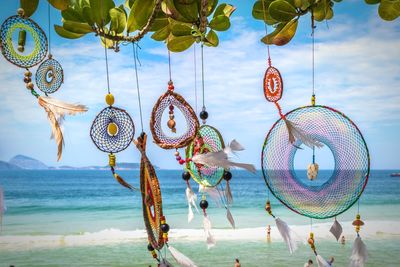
[0,6,87,161]
[259,10,370,267]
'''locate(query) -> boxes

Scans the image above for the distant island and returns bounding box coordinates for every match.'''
[0,155,154,170]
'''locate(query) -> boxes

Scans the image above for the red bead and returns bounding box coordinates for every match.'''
[168,85,174,90]
[169,105,174,110]
[169,110,173,114]
[176,156,181,161]
[179,159,185,165]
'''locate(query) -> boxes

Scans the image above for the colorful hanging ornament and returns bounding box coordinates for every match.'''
[135,133,197,267]
[150,80,199,150]
[262,105,370,219]
[35,55,63,94]
[90,93,135,190]
[0,8,87,161]
[0,9,47,68]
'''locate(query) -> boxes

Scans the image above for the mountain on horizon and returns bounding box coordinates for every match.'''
[0,155,152,170]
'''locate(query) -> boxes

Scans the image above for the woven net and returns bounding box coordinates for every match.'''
[0,15,47,68]
[150,91,199,149]
[35,57,63,94]
[264,66,283,103]
[141,155,164,250]
[261,105,370,219]
[186,125,225,187]
[90,107,135,153]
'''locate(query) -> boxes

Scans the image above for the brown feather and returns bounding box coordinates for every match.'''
[38,97,64,161]
[114,173,136,191]
[39,96,88,115]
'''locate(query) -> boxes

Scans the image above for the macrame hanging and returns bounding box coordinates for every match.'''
[260,9,370,262]
[0,8,87,161]
[131,43,196,267]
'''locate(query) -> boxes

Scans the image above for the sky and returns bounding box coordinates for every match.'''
[0,0,399,169]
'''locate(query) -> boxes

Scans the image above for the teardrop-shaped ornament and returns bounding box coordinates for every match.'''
[150,81,199,149]
[263,66,283,103]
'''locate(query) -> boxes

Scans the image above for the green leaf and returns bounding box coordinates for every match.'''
[127,0,154,33]
[61,7,85,22]
[261,19,298,46]
[20,0,39,17]
[204,29,219,46]
[313,0,330,21]
[63,20,93,34]
[268,0,298,22]
[162,0,191,22]
[206,0,219,16]
[252,0,277,25]
[173,0,198,22]
[48,0,70,10]
[365,0,380,4]
[82,5,95,25]
[171,22,193,36]
[378,0,400,21]
[151,25,171,41]
[150,13,169,31]
[54,24,85,39]
[89,0,115,27]
[214,3,236,17]
[109,7,127,34]
[167,35,195,52]
[209,15,230,31]
[124,0,135,9]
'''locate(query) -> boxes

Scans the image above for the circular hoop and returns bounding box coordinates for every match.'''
[261,105,370,219]
[0,15,47,68]
[35,57,64,94]
[90,106,135,153]
[263,66,283,102]
[186,125,225,187]
[150,90,199,149]
[141,157,164,250]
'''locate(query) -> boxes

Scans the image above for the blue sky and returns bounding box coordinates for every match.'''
[0,0,399,169]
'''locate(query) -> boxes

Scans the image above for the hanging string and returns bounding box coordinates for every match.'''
[47,0,51,56]
[168,50,172,82]
[310,218,313,232]
[311,11,316,97]
[201,44,205,110]
[132,42,144,132]
[194,45,198,113]
[101,0,111,94]
[261,0,271,66]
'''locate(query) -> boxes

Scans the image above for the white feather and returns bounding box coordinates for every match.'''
[160,258,174,267]
[225,181,233,205]
[192,152,256,173]
[285,119,324,149]
[224,139,245,155]
[199,185,222,208]
[226,207,235,229]
[168,245,197,267]
[350,236,368,267]
[329,219,343,241]
[203,214,216,249]
[275,217,298,254]
[186,186,198,223]
[316,254,331,267]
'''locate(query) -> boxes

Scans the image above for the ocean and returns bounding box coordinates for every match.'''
[0,170,399,266]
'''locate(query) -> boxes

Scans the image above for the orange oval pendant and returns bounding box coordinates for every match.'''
[264,66,283,103]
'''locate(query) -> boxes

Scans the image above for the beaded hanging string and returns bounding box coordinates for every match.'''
[90,0,135,191]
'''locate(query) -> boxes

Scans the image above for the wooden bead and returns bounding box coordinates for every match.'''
[105,93,115,106]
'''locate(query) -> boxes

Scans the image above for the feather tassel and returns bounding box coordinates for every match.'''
[316,254,331,267]
[350,236,368,267]
[199,185,222,208]
[203,213,216,249]
[160,258,174,267]
[186,185,198,223]
[329,219,343,241]
[284,119,323,149]
[225,181,233,205]
[38,96,87,161]
[113,173,135,191]
[226,207,235,229]
[192,152,256,173]
[275,217,298,254]
[168,245,198,267]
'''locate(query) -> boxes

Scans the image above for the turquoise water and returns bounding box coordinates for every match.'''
[0,170,400,266]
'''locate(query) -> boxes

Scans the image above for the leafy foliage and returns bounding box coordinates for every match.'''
[252,0,399,46]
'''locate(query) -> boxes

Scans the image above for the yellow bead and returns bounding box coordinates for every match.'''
[107,122,118,136]
[105,93,115,106]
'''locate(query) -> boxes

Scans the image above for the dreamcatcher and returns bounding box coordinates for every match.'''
[0,7,87,161]
[261,10,370,267]
[130,42,196,267]
[89,3,135,191]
